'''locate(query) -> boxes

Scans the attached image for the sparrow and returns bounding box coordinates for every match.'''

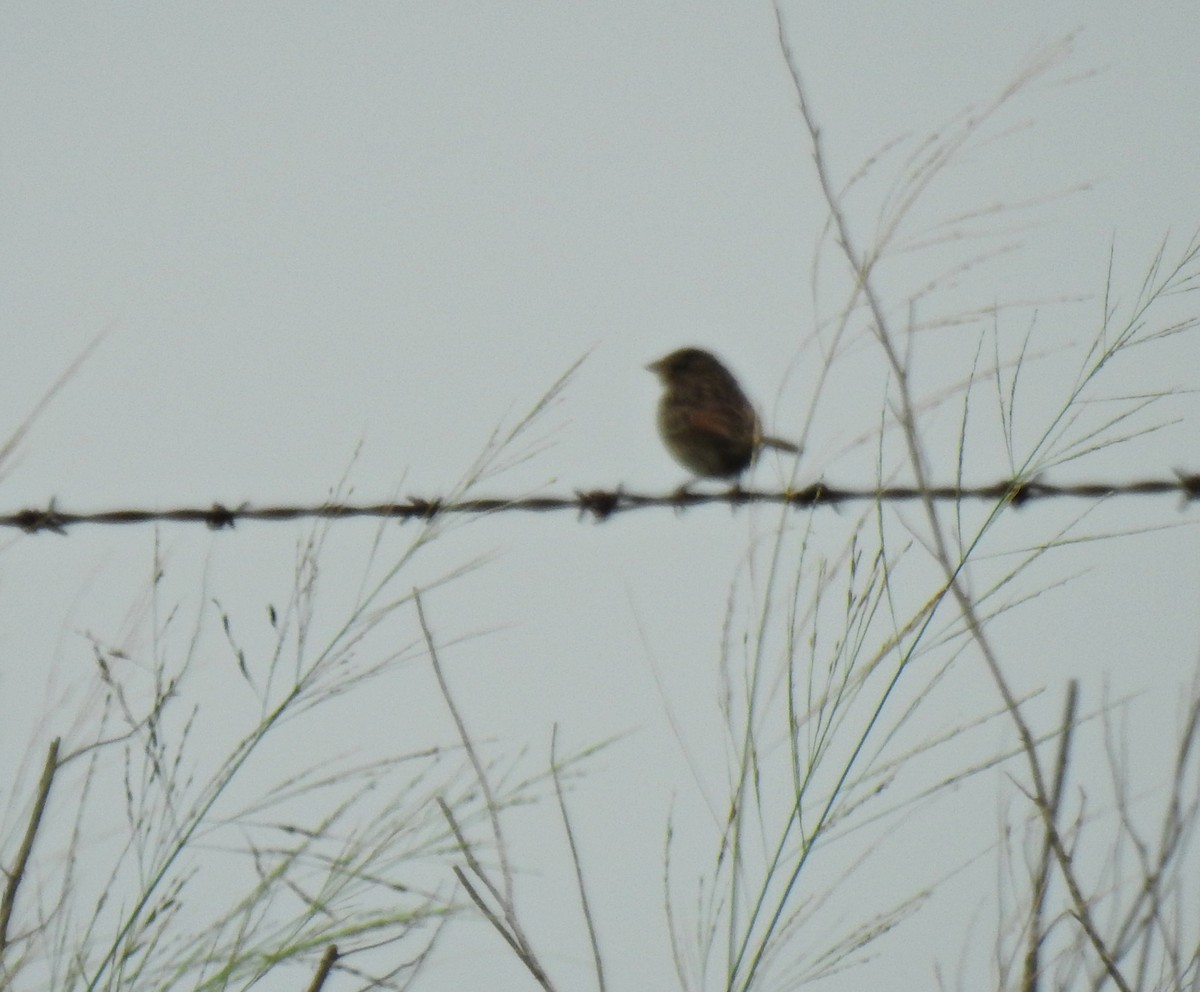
[646,347,800,480]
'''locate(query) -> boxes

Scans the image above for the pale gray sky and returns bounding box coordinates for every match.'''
[3,4,1199,990]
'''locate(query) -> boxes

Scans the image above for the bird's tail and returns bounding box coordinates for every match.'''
[760,435,801,455]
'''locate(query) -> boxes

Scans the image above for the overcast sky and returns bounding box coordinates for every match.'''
[3,4,1200,991]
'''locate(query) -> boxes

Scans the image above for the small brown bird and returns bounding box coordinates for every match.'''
[646,347,800,480]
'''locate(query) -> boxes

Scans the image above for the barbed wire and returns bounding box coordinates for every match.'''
[5,473,1200,534]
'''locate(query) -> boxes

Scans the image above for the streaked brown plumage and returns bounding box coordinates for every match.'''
[646,347,799,479]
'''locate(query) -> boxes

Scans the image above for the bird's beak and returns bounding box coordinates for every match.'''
[645,357,665,376]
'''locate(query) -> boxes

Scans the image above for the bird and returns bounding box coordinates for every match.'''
[646,347,800,480]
